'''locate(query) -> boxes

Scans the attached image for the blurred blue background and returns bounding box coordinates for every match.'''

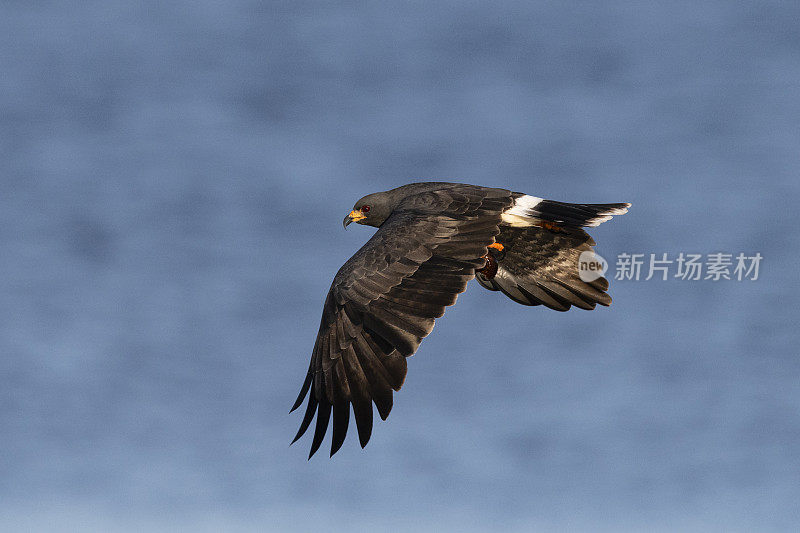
[2,1,799,531]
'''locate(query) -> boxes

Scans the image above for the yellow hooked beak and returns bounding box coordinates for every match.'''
[343,209,366,229]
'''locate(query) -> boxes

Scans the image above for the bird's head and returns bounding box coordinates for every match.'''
[343,191,397,229]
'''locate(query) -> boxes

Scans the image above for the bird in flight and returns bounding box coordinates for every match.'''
[291,182,630,458]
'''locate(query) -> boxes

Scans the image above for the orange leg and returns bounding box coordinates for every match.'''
[487,242,505,252]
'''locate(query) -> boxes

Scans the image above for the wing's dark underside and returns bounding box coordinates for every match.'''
[475,225,612,311]
[292,185,513,457]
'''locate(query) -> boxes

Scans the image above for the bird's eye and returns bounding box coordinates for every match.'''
[361,205,370,212]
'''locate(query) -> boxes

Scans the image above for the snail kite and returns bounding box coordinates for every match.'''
[291,182,630,458]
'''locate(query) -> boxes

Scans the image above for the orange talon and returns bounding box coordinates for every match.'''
[488,242,505,252]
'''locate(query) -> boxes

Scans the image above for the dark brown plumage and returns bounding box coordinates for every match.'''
[291,182,629,458]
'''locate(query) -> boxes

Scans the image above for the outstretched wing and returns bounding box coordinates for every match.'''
[476,225,613,311]
[477,195,629,311]
[291,185,513,458]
